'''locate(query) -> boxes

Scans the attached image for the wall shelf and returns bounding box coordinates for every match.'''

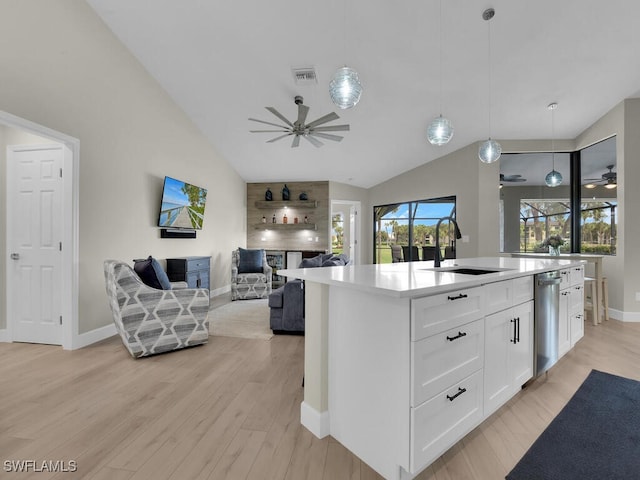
[254,200,317,209]
[254,223,317,231]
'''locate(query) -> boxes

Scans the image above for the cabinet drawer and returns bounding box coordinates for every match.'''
[559,268,571,288]
[512,276,533,305]
[570,265,584,286]
[569,284,584,313]
[412,319,484,407]
[411,286,484,340]
[410,369,483,473]
[187,257,210,271]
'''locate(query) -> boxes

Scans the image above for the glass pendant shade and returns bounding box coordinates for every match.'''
[478,138,502,163]
[545,169,563,187]
[329,66,363,109]
[427,115,454,145]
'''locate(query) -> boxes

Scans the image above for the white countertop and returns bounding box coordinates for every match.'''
[278,256,585,298]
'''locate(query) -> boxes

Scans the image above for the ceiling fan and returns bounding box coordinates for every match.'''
[249,96,350,148]
[500,173,527,182]
[584,165,617,189]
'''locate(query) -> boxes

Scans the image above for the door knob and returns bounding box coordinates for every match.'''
[10,253,19,260]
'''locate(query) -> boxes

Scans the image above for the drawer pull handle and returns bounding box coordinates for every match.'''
[446,387,467,402]
[446,331,467,342]
[447,293,468,301]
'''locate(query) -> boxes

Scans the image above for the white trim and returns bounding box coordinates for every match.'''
[300,401,330,438]
[72,323,117,350]
[0,329,8,342]
[210,284,231,298]
[609,308,640,322]
[0,111,79,350]
[330,199,361,265]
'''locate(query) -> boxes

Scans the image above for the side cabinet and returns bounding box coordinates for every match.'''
[166,256,211,289]
[559,266,585,358]
[483,277,534,417]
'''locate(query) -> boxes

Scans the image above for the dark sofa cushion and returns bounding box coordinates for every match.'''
[299,255,324,268]
[321,254,350,267]
[238,248,264,273]
[133,256,172,290]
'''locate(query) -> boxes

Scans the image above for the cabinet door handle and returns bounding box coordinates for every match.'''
[447,293,468,301]
[510,318,517,343]
[446,331,467,342]
[446,387,467,402]
[516,317,520,343]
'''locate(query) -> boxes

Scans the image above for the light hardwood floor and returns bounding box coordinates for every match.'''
[1,315,639,480]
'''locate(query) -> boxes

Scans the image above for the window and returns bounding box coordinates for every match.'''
[373,196,456,263]
[500,136,617,254]
[332,213,344,254]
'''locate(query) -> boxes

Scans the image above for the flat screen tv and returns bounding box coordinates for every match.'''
[158,176,207,230]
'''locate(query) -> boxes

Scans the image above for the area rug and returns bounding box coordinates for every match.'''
[209,298,273,340]
[506,369,640,480]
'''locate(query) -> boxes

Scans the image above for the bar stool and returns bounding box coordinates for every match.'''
[602,277,610,321]
[584,276,610,324]
[583,277,598,325]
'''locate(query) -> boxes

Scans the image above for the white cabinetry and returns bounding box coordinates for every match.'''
[559,266,585,357]
[483,277,533,417]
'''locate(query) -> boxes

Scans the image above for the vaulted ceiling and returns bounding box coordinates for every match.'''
[87,0,640,188]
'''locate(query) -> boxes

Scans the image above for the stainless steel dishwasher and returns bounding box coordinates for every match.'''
[534,270,562,376]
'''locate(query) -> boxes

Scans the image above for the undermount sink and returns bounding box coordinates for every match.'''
[421,265,513,275]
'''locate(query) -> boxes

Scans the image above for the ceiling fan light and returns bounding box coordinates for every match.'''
[478,138,502,163]
[427,115,454,145]
[545,169,563,187]
[604,182,617,189]
[584,183,597,189]
[329,66,362,109]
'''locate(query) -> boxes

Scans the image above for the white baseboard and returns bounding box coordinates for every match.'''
[210,284,231,298]
[300,401,330,439]
[609,308,640,322]
[0,328,8,342]
[69,323,117,350]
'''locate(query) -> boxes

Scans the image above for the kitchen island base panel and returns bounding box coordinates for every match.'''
[300,401,330,439]
[328,286,411,480]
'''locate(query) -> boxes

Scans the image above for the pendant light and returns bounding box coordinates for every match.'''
[545,102,563,187]
[329,0,362,109]
[427,0,454,145]
[478,8,501,164]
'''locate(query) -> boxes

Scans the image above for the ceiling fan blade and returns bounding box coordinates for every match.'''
[312,132,343,142]
[267,133,293,143]
[291,135,301,148]
[303,135,324,147]
[297,104,309,126]
[265,107,294,127]
[250,129,290,133]
[249,117,290,129]
[306,112,340,128]
[311,124,350,132]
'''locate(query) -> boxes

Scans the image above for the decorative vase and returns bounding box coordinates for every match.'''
[265,188,273,201]
[549,246,560,256]
[299,192,308,201]
[282,184,290,201]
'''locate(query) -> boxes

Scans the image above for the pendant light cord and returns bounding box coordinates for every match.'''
[487,14,492,138]
[438,0,443,115]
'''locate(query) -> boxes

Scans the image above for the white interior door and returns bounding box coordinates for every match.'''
[7,144,63,345]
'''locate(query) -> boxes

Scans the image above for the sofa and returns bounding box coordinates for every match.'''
[104,259,210,358]
[268,253,349,334]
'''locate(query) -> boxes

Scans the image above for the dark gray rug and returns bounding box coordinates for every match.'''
[506,370,640,480]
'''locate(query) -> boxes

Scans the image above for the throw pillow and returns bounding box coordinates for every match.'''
[238,248,264,273]
[299,255,324,268]
[133,256,172,290]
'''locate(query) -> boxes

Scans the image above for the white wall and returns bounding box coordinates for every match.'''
[0,1,246,334]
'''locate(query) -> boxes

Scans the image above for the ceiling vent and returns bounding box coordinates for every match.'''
[292,66,318,86]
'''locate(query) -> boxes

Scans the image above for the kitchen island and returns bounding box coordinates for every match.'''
[279,256,585,480]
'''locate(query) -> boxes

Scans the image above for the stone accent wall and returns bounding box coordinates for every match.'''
[247,181,329,252]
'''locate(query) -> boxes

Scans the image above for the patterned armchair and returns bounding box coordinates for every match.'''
[231,249,272,300]
[104,260,210,358]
